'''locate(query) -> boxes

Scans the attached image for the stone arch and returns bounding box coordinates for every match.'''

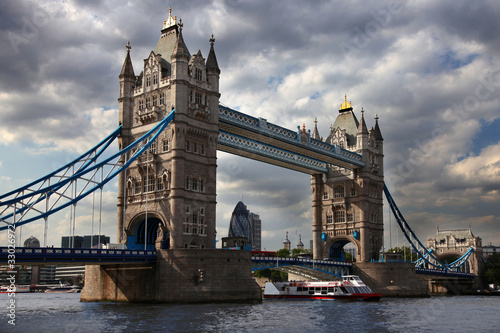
[324,235,360,262]
[126,213,169,250]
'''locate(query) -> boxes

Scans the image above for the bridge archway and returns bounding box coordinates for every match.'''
[126,214,169,250]
[436,253,471,273]
[325,236,359,262]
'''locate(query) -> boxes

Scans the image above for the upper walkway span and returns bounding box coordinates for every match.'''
[218,105,365,174]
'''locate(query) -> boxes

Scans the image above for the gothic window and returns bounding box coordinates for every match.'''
[204,95,208,106]
[162,139,169,152]
[323,191,329,200]
[134,181,141,194]
[189,90,193,102]
[185,176,190,190]
[200,144,205,155]
[186,140,190,151]
[146,75,151,87]
[195,92,202,104]
[160,92,165,105]
[195,68,202,80]
[350,188,356,197]
[326,213,333,224]
[192,177,198,191]
[334,185,345,198]
[138,99,144,110]
[143,175,155,193]
[193,142,198,153]
[152,95,158,106]
[146,97,151,108]
[153,72,158,85]
[200,207,205,216]
[157,176,164,191]
[200,179,205,192]
[334,208,345,223]
[148,140,157,154]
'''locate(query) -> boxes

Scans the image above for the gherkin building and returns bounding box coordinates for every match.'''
[228,201,261,251]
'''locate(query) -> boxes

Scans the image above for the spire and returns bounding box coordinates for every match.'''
[373,114,383,140]
[312,118,321,140]
[119,41,135,79]
[206,34,220,73]
[357,107,369,135]
[171,18,190,60]
[163,6,177,30]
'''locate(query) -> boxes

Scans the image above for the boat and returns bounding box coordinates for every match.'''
[44,283,82,293]
[0,285,33,293]
[263,275,381,301]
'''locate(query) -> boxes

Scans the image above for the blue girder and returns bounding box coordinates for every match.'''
[251,256,351,278]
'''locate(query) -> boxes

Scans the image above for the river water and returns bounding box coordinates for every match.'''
[1,293,499,332]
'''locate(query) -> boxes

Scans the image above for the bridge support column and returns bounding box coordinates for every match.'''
[311,174,324,260]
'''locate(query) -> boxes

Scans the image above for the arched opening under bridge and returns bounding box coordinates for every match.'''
[127,216,169,250]
[436,253,471,273]
[327,238,359,262]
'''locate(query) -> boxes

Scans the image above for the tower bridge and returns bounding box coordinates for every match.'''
[0,9,482,301]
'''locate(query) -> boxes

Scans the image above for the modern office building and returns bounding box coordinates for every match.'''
[228,201,262,251]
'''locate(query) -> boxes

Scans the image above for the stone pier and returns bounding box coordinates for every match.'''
[81,249,262,303]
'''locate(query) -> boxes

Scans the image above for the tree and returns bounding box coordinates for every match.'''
[276,248,290,257]
[484,253,500,286]
[386,246,419,262]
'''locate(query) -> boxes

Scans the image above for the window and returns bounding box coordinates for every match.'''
[160,93,165,105]
[153,72,158,85]
[195,68,202,80]
[193,142,197,153]
[162,139,169,152]
[323,191,329,200]
[192,213,198,224]
[326,214,333,224]
[347,210,354,222]
[148,140,157,154]
[351,188,356,197]
[200,207,205,216]
[138,99,144,110]
[143,175,155,193]
[192,178,198,191]
[334,209,345,223]
[146,75,151,87]
[200,179,205,192]
[134,181,141,194]
[185,176,190,190]
[186,205,191,214]
[146,97,151,108]
[157,177,164,191]
[195,92,202,104]
[334,186,345,198]
[186,140,190,151]
[204,95,208,106]
[152,95,158,106]
[200,144,205,155]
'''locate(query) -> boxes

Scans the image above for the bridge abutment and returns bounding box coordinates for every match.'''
[353,262,430,297]
[81,249,262,303]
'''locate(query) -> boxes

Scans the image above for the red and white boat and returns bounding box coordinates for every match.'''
[263,275,381,301]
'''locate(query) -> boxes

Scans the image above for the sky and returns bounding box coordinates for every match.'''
[0,0,499,252]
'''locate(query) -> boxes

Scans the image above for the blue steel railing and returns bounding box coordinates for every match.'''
[0,247,157,263]
[251,256,352,278]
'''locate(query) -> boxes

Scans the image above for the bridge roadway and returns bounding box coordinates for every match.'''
[0,247,156,265]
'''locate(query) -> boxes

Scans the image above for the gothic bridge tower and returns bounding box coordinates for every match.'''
[311,96,384,261]
[117,9,220,250]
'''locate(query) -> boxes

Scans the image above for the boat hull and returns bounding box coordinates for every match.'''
[263,293,381,301]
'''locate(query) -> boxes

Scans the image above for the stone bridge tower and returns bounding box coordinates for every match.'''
[427,226,483,275]
[117,9,220,250]
[312,96,384,261]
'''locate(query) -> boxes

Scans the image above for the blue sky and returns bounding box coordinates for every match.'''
[0,0,499,251]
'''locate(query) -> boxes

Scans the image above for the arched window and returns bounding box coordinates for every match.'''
[334,208,345,223]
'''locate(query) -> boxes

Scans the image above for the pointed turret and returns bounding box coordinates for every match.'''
[171,19,190,61]
[120,41,135,79]
[356,108,369,151]
[312,118,321,140]
[357,108,369,136]
[373,114,383,141]
[206,34,220,73]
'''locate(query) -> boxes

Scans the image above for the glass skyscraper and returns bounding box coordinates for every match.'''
[228,201,261,251]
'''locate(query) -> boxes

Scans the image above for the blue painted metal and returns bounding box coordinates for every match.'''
[219,105,365,168]
[415,268,474,279]
[384,183,474,271]
[251,256,351,278]
[0,247,156,264]
[0,110,175,231]
[218,130,329,173]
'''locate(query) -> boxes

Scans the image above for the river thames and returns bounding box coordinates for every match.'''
[1,293,499,332]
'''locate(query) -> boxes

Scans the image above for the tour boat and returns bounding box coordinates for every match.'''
[263,275,381,301]
[45,283,81,293]
[0,285,32,293]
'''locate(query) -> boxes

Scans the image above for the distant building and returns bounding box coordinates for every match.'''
[228,201,261,251]
[483,243,500,259]
[24,236,40,248]
[61,235,110,248]
[283,231,291,250]
[296,234,304,250]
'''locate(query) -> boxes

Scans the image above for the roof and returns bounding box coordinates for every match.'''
[326,110,359,146]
